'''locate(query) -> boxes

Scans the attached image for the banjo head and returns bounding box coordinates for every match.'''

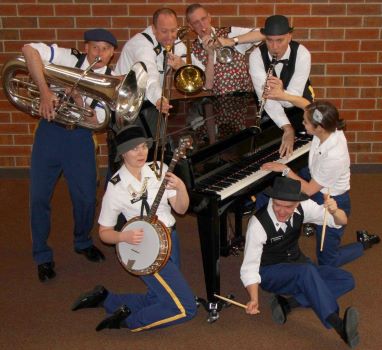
[116,217,171,275]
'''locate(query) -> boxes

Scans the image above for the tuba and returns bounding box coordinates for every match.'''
[1,56,148,131]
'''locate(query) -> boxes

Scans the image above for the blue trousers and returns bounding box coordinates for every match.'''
[30,120,97,264]
[103,230,196,331]
[299,167,364,267]
[260,261,355,328]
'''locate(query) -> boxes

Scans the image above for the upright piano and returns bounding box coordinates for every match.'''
[166,93,311,321]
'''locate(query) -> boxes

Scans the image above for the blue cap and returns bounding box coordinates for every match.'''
[84,28,118,48]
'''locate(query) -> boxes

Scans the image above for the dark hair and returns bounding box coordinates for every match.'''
[153,8,177,26]
[186,3,208,22]
[305,101,346,132]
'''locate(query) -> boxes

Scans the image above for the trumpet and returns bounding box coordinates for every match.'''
[254,55,277,129]
[210,31,235,65]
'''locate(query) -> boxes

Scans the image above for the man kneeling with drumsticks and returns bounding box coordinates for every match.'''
[241,177,360,348]
[72,125,196,331]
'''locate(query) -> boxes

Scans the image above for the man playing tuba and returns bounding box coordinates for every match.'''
[21,28,117,282]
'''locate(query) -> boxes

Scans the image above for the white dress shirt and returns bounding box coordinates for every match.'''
[99,162,177,228]
[249,43,311,128]
[309,130,350,196]
[240,198,341,288]
[114,26,187,106]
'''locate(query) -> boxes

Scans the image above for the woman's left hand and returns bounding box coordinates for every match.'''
[261,161,286,173]
[165,172,183,191]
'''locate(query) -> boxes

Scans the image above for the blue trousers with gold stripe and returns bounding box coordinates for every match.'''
[103,230,196,331]
[30,120,97,264]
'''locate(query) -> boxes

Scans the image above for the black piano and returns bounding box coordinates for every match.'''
[172,119,311,321]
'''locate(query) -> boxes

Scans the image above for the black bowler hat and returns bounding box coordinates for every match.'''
[260,15,294,36]
[264,177,309,202]
[84,28,118,48]
[114,125,153,162]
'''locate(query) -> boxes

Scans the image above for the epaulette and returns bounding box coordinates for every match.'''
[109,174,121,185]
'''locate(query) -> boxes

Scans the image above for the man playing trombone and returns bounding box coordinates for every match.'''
[21,28,117,281]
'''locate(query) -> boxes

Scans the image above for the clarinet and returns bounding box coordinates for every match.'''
[254,55,277,129]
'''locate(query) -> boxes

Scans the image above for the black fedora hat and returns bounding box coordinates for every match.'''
[260,15,293,36]
[264,177,309,202]
[114,125,153,162]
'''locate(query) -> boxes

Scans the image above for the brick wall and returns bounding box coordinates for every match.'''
[1,1,381,168]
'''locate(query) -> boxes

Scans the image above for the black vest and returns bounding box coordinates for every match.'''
[259,42,314,132]
[256,204,306,266]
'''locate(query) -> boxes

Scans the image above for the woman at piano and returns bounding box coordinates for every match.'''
[261,82,379,267]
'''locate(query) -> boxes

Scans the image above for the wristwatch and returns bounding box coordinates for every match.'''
[282,167,291,177]
[233,37,239,46]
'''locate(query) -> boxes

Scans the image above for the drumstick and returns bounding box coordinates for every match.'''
[320,189,331,252]
[214,294,247,309]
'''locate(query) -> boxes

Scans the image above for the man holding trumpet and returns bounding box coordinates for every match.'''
[240,177,360,348]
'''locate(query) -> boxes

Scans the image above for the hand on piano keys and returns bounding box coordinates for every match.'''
[280,124,295,159]
[261,161,289,174]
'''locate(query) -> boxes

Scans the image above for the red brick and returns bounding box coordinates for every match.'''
[325,41,359,52]
[372,143,382,152]
[344,76,377,87]
[39,17,75,28]
[15,157,31,167]
[275,5,310,15]
[312,52,342,63]
[341,110,357,121]
[0,145,31,156]
[346,29,379,40]
[76,17,111,28]
[14,135,34,145]
[221,17,255,28]
[357,132,382,142]
[356,153,382,164]
[361,41,382,52]
[328,16,362,28]
[239,5,274,16]
[361,65,382,75]
[346,121,373,131]
[54,5,91,16]
[359,110,382,121]
[0,157,15,167]
[361,88,382,98]
[344,52,378,64]
[311,64,325,75]
[2,17,37,29]
[293,17,327,28]
[18,5,54,16]
[312,76,343,87]
[92,5,128,16]
[19,29,56,41]
[327,64,360,75]
[343,99,376,109]
[345,131,356,142]
[348,142,371,153]
[364,17,382,27]
[0,135,13,144]
[311,29,345,40]
[0,5,17,16]
[301,40,325,52]
[312,4,346,15]
[112,17,147,29]
[374,122,382,132]
[347,5,382,16]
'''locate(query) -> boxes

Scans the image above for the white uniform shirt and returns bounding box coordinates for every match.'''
[192,27,260,69]
[114,26,187,106]
[240,198,341,288]
[249,43,311,128]
[27,42,111,123]
[309,130,350,196]
[98,162,177,228]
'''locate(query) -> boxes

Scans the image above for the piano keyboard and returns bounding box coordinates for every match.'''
[196,139,311,200]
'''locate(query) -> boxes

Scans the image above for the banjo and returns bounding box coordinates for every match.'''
[116,136,192,275]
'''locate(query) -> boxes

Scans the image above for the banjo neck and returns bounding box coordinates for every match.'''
[148,136,192,222]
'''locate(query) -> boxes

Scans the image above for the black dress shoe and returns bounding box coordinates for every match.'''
[270,295,290,325]
[302,223,316,237]
[72,285,108,311]
[343,307,360,348]
[75,245,105,262]
[96,305,131,332]
[38,262,56,282]
[356,230,380,249]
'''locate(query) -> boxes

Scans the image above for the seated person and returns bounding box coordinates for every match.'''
[241,177,360,348]
[72,125,196,331]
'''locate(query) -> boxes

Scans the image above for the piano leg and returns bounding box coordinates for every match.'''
[195,200,236,322]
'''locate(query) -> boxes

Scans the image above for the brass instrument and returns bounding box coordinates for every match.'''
[174,29,205,94]
[254,55,277,130]
[1,56,148,131]
[210,31,235,65]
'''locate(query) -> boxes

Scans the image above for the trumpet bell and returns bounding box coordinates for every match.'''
[174,65,205,94]
[216,46,235,64]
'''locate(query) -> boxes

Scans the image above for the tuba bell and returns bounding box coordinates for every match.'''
[1,56,148,131]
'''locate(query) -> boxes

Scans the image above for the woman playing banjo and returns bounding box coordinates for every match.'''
[71,125,197,331]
